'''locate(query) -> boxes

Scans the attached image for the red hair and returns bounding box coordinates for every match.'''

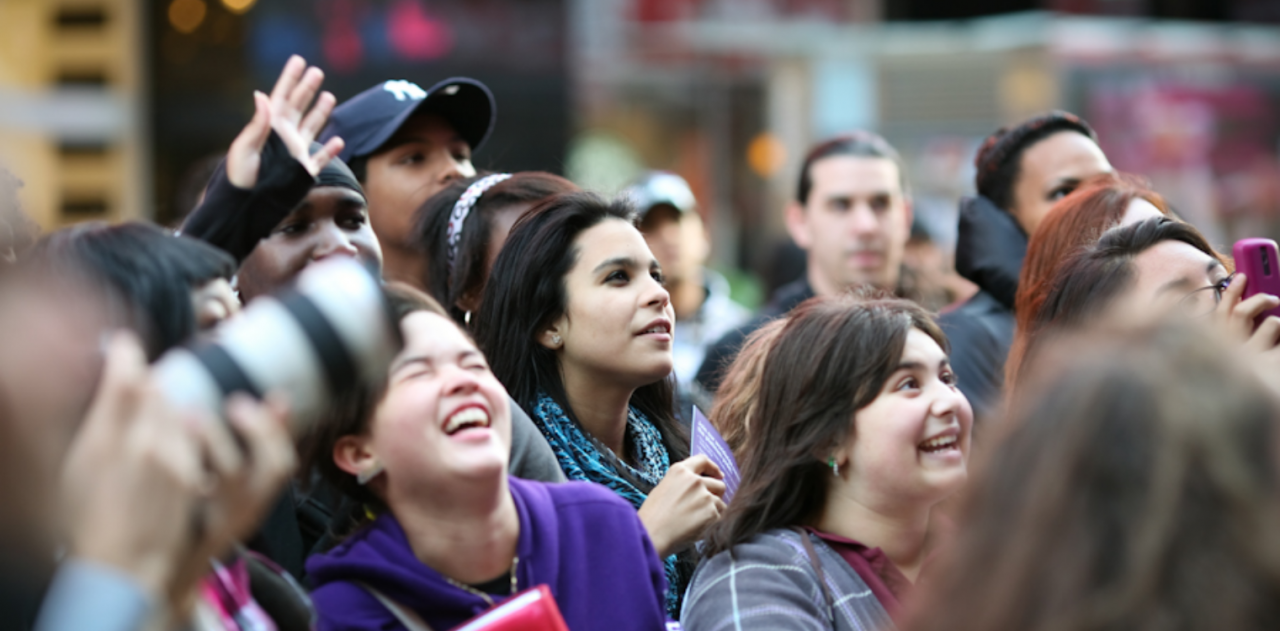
[1005,173,1170,395]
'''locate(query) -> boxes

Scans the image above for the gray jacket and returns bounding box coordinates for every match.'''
[508,395,565,483]
[682,528,894,631]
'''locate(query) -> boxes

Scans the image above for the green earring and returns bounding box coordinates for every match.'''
[828,457,839,477]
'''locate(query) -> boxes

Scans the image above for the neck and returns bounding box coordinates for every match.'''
[814,489,935,582]
[804,262,898,298]
[669,271,706,321]
[393,473,520,585]
[560,365,634,460]
[806,263,842,298]
[380,246,427,290]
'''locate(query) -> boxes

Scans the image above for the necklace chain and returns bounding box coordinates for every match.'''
[443,556,519,608]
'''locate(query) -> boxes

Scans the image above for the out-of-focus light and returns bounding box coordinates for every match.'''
[747,132,786,178]
[168,0,207,34]
[221,0,256,15]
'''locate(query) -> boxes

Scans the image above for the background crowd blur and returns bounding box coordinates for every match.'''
[4,0,1280,308]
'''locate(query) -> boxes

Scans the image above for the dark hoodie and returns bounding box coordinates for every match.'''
[937,195,1026,421]
[306,477,670,631]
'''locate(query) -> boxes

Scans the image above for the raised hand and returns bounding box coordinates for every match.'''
[637,455,727,557]
[225,55,344,189]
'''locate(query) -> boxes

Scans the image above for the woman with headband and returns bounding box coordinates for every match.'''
[413,171,579,327]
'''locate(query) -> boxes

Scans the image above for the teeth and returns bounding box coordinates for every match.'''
[920,436,957,451]
[644,326,666,334]
[445,407,490,434]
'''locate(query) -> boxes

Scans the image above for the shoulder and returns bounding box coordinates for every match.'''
[682,530,828,630]
[311,581,396,631]
[937,292,1014,347]
[517,478,641,522]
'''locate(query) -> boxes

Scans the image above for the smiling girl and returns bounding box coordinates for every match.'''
[475,193,727,615]
[682,294,972,630]
[304,285,669,630]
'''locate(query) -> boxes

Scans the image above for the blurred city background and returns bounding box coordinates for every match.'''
[4,0,1280,306]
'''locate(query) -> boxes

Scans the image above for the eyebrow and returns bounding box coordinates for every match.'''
[895,358,950,372]
[1156,259,1227,294]
[592,256,645,275]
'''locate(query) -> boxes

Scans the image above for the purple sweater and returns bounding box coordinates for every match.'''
[306,477,671,631]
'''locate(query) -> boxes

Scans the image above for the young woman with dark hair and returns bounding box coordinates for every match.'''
[24,221,237,359]
[413,171,578,325]
[304,284,670,630]
[1004,173,1168,394]
[904,321,1280,631]
[1018,216,1280,376]
[474,192,726,615]
[682,294,972,630]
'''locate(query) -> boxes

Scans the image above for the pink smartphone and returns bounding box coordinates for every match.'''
[1232,238,1280,326]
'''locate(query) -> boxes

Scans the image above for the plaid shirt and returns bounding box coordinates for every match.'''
[682,528,894,631]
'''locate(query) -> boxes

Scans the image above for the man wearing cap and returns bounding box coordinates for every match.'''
[625,172,749,417]
[319,78,495,288]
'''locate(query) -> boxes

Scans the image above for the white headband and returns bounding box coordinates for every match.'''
[446,173,512,272]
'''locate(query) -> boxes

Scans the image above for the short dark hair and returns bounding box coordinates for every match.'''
[974,111,1099,212]
[413,171,579,325]
[795,131,908,205]
[24,222,235,359]
[703,292,947,559]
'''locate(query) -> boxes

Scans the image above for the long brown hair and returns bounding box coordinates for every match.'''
[702,293,947,558]
[708,318,788,456]
[1007,173,1170,394]
[905,321,1280,631]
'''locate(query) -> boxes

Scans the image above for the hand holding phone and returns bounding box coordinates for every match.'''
[1232,238,1280,329]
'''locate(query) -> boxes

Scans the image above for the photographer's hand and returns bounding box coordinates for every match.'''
[61,332,205,599]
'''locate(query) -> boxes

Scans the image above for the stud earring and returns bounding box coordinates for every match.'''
[828,456,839,477]
[551,334,561,347]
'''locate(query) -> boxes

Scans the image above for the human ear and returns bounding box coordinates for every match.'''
[334,435,380,482]
[539,323,564,350]
[784,200,813,250]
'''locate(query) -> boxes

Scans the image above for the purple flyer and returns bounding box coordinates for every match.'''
[690,406,740,503]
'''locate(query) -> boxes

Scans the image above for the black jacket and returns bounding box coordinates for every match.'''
[694,277,815,395]
[936,195,1026,421]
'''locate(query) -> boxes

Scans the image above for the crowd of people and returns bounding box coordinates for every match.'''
[4,53,1280,631]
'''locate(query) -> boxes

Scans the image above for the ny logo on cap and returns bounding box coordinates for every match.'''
[383,80,427,102]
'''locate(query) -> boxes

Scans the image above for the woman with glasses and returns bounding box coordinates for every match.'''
[1006,173,1168,396]
[1014,216,1280,382]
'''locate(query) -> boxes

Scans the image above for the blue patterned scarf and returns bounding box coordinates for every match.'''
[530,392,682,617]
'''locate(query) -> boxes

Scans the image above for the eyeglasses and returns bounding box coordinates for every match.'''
[1177,273,1235,317]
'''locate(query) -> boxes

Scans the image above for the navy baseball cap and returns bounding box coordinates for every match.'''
[320,77,496,163]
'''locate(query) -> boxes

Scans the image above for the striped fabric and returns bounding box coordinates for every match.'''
[682,529,894,631]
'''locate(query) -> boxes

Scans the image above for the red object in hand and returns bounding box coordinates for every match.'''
[452,585,569,631]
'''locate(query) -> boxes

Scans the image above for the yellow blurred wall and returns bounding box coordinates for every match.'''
[0,0,148,229]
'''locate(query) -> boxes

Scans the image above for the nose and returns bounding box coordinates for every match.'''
[930,380,967,420]
[311,221,359,261]
[442,363,482,397]
[437,158,473,190]
[850,203,881,236]
[644,274,671,311]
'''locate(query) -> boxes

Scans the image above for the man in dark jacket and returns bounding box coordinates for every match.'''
[695,131,913,396]
[939,112,1112,420]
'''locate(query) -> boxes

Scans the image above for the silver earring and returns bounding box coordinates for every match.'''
[552,334,561,346]
[828,456,839,477]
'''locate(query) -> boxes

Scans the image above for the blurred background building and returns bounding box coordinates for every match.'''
[2,0,1280,303]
